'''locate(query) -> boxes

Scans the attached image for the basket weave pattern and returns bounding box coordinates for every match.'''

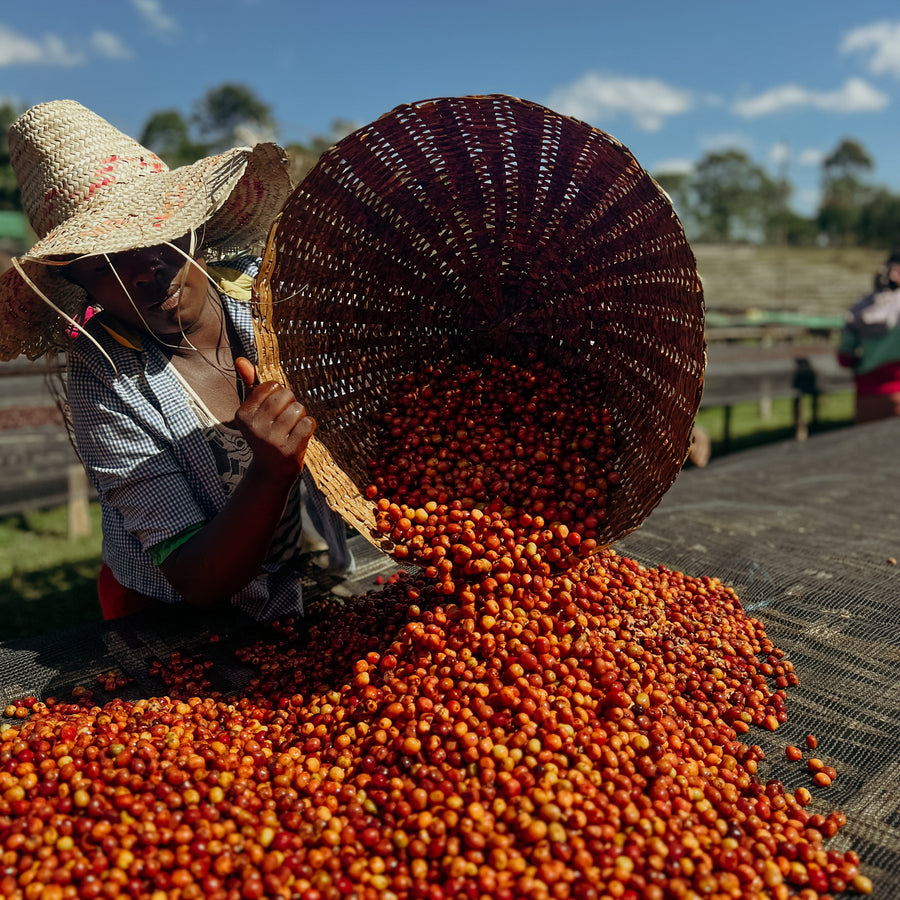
[254,95,705,552]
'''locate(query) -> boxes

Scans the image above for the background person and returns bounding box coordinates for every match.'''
[837,249,900,424]
[0,99,352,622]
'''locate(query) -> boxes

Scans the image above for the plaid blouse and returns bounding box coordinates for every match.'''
[67,257,340,621]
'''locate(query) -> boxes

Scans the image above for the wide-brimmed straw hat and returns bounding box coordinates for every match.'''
[0,99,293,360]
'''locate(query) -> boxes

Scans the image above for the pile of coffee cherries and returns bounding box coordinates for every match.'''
[366,356,618,592]
[0,353,873,899]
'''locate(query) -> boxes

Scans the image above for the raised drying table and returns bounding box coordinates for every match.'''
[1,420,898,893]
[617,417,900,893]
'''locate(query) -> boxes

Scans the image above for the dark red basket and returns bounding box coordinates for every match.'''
[254,95,706,553]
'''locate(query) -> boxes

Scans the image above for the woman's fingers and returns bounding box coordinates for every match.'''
[285,409,316,463]
[263,396,315,444]
[287,407,316,444]
[234,376,315,469]
[234,356,259,390]
[238,380,293,422]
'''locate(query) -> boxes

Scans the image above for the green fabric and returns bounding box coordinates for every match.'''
[147,523,205,565]
[838,324,900,375]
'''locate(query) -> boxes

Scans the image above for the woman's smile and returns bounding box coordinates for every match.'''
[62,233,211,337]
[159,289,181,312]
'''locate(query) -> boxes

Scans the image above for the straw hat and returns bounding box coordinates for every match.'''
[0,99,293,360]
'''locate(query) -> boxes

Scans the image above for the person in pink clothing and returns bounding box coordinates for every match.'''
[837,249,900,424]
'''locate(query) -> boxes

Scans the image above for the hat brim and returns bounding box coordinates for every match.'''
[0,142,292,360]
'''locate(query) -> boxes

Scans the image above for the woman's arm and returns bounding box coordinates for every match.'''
[159,358,315,609]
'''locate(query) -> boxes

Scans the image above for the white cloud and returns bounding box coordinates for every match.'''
[841,20,900,77]
[546,72,693,132]
[757,144,824,174]
[131,0,179,38]
[651,158,694,176]
[733,77,888,117]
[769,142,790,169]
[0,23,82,67]
[798,148,825,168]
[701,132,753,153]
[90,31,133,61]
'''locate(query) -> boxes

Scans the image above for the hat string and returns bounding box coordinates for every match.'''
[97,233,254,394]
[15,231,258,390]
[11,256,118,375]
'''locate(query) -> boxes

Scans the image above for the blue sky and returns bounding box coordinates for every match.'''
[2,0,900,216]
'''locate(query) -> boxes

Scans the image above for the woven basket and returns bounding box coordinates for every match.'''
[253,95,705,556]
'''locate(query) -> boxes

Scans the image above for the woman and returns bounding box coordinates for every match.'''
[0,99,351,621]
[837,249,900,424]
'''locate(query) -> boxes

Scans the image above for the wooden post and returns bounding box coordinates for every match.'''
[722,406,733,453]
[793,395,808,441]
[68,464,91,539]
[759,378,772,421]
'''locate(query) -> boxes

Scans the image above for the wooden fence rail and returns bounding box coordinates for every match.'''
[0,342,855,524]
[0,359,92,536]
[700,344,853,448]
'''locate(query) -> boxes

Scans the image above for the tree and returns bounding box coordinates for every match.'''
[192,84,276,153]
[778,210,819,247]
[0,103,22,211]
[652,170,696,235]
[138,110,209,169]
[136,83,348,186]
[822,138,873,183]
[285,118,359,184]
[856,187,900,250]
[691,149,784,243]
[817,139,874,247]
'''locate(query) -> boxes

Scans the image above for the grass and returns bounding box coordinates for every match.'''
[0,393,858,642]
[0,504,104,641]
[692,390,856,460]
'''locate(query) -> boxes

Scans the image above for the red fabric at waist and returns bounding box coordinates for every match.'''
[98,563,161,620]
[854,360,900,396]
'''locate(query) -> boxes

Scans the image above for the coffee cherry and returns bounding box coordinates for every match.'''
[0,351,866,897]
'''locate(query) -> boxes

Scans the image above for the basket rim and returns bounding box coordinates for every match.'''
[252,93,706,560]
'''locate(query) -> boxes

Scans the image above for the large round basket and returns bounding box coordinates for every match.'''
[253,94,705,556]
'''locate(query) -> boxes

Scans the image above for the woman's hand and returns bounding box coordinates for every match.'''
[233,357,315,485]
[159,359,316,609]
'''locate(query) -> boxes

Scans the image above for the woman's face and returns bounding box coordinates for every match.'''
[64,233,210,339]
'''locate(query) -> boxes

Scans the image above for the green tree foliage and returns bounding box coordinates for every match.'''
[138,109,209,169]
[778,210,820,247]
[856,188,900,250]
[284,118,359,183]
[653,171,695,234]
[192,83,276,153]
[817,139,874,247]
[655,151,794,244]
[653,138,899,249]
[0,103,22,211]
[691,150,785,243]
[138,84,280,168]
[135,83,350,189]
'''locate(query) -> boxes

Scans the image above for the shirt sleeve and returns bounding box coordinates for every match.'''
[836,325,859,366]
[67,344,210,554]
[147,523,205,565]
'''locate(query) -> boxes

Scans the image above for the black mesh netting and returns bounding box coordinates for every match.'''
[616,418,900,891]
[1,419,898,894]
